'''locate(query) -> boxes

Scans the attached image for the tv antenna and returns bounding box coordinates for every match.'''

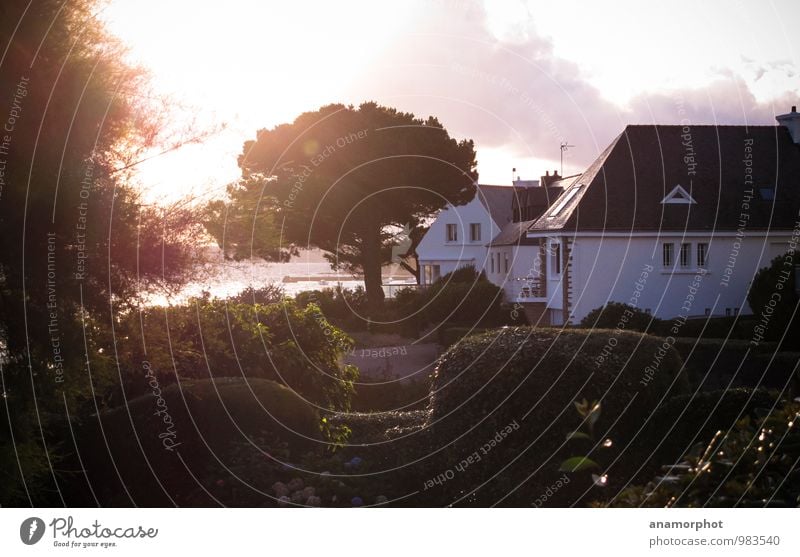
[560,142,574,176]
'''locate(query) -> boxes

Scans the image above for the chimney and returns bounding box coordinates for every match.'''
[776,105,800,144]
[540,170,563,187]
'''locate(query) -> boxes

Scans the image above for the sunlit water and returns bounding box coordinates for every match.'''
[147,250,416,306]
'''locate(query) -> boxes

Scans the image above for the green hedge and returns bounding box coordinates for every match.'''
[423,327,688,506]
[671,338,798,392]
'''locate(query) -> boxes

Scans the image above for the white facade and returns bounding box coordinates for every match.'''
[528,231,794,323]
[417,196,500,285]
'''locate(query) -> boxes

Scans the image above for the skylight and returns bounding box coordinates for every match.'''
[547,185,582,218]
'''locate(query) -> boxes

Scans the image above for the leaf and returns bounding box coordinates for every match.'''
[587,402,601,428]
[559,456,600,472]
[565,431,592,441]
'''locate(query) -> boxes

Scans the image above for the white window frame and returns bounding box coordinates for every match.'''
[697,242,708,267]
[680,243,691,267]
[663,243,674,267]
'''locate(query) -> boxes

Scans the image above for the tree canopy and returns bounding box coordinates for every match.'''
[206,102,478,307]
[0,0,203,505]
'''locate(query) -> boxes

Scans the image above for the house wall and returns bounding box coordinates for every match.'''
[417,197,499,284]
[565,233,793,323]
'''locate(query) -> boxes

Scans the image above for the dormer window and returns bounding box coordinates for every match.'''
[661,185,697,205]
[547,184,582,218]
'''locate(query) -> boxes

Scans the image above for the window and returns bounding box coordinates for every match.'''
[697,243,708,267]
[446,224,458,242]
[550,241,562,274]
[759,187,775,200]
[503,252,509,274]
[423,265,440,285]
[662,243,674,267]
[705,308,711,316]
[680,243,691,267]
[645,308,651,314]
[734,308,740,316]
[490,252,495,273]
[548,185,582,218]
[469,223,481,242]
[725,308,731,317]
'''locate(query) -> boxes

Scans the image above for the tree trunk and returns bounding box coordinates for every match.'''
[362,226,385,310]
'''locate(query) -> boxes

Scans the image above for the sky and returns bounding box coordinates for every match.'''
[102,0,800,203]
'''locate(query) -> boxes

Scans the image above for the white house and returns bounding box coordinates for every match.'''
[417,184,519,285]
[418,107,800,326]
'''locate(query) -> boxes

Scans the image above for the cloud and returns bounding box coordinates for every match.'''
[343,0,798,174]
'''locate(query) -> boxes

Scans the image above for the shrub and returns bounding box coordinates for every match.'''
[423,327,689,506]
[70,378,322,506]
[115,295,358,411]
[670,338,796,392]
[579,302,660,333]
[748,252,799,347]
[610,397,800,507]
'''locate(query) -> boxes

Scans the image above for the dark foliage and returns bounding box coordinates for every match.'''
[205,102,478,307]
[747,251,800,347]
[423,327,688,506]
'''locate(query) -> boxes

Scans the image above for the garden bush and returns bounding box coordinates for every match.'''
[580,302,661,333]
[69,378,322,506]
[114,295,358,411]
[748,251,799,347]
[422,327,689,506]
[670,338,796,392]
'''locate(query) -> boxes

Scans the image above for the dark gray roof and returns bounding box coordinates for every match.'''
[528,125,800,232]
[475,184,516,227]
[489,219,540,246]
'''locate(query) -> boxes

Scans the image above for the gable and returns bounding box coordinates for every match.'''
[416,196,496,255]
[661,184,696,205]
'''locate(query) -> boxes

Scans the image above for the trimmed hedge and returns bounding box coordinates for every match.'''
[670,338,798,392]
[69,378,321,506]
[423,327,689,506]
